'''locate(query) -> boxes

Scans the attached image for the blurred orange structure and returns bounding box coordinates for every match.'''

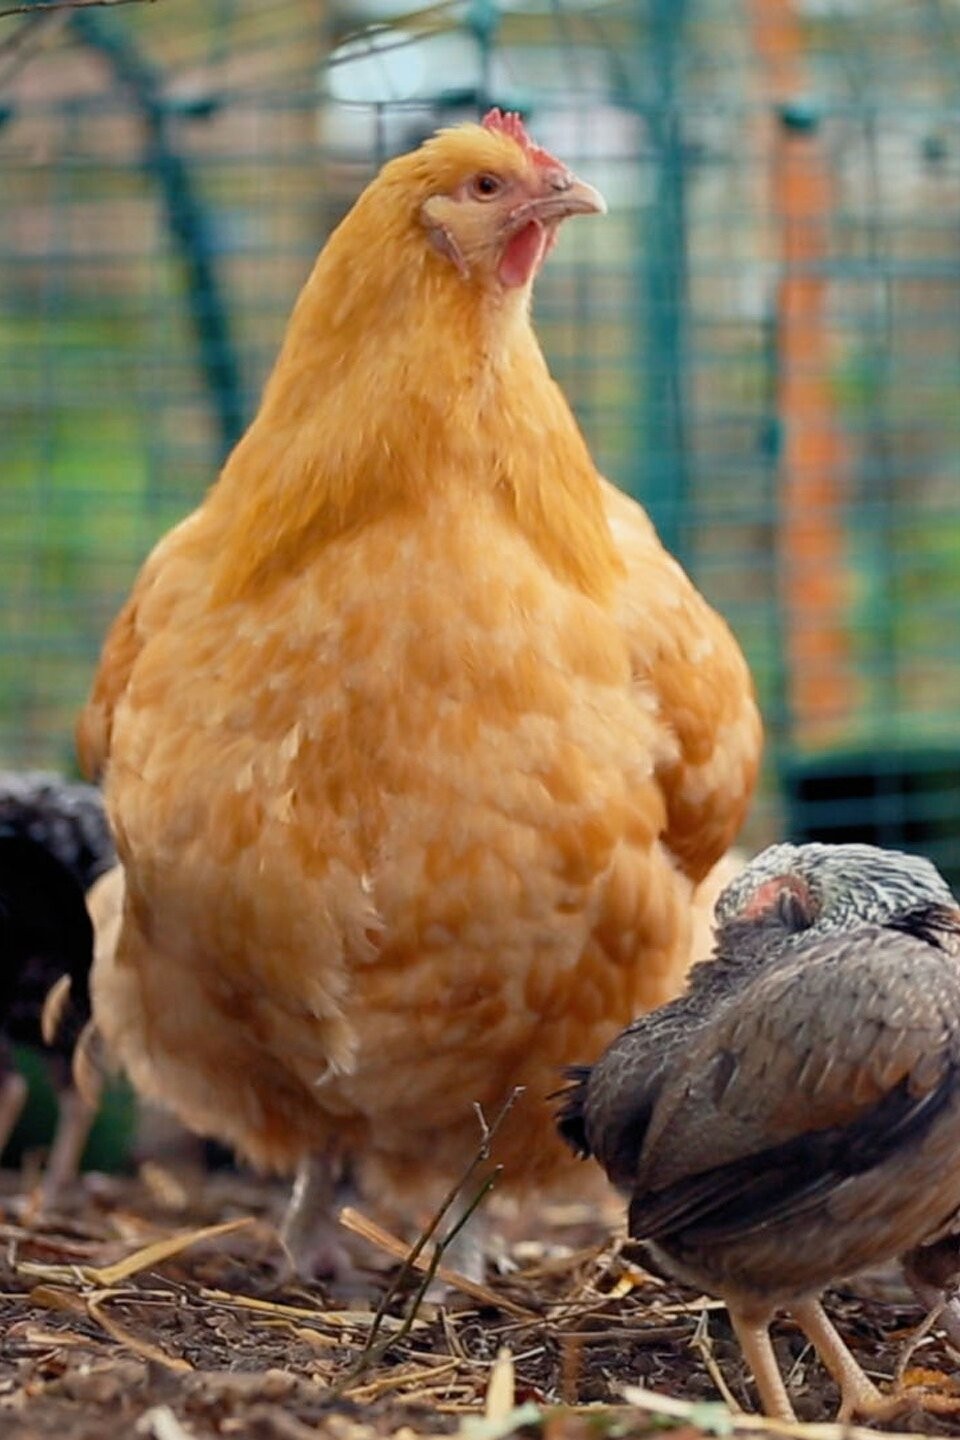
[751,0,854,745]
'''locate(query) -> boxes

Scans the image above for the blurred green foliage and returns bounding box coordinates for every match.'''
[8,1049,136,1174]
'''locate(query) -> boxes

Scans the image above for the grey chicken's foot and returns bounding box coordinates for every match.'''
[728,1298,889,1423]
[790,1297,889,1421]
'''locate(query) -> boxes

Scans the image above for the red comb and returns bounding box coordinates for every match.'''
[481,107,559,170]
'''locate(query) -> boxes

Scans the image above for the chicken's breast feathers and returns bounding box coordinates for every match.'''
[82,483,760,1182]
[83,491,695,1177]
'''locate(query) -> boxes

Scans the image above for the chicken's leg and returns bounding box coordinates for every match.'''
[433,1189,490,1286]
[903,1242,960,1352]
[41,1085,98,1205]
[0,1067,28,1156]
[279,1153,357,1285]
[908,1278,960,1352]
[727,1306,795,1421]
[791,1297,888,1420]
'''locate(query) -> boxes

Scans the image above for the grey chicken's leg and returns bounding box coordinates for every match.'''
[791,1298,888,1420]
[728,1299,889,1423]
[727,1308,795,1422]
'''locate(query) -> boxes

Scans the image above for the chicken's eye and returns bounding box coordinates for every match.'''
[776,886,815,932]
[470,172,503,200]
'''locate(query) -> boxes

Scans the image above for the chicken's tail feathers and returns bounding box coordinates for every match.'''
[552,1064,593,1158]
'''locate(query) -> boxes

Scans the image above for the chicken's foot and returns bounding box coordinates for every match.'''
[790,1297,889,1421]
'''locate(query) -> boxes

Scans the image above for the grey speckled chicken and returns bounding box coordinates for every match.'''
[558,842,960,1422]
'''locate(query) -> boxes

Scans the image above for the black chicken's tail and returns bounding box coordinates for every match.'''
[553,1065,594,1158]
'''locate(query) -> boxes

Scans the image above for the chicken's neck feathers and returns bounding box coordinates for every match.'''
[206,222,622,604]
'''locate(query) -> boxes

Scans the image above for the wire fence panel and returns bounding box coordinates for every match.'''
[1,0,958,877]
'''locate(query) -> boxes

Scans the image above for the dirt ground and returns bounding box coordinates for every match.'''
[2,1167,960,1440]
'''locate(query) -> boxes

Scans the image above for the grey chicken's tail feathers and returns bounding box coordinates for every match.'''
[554,1065,593,1158]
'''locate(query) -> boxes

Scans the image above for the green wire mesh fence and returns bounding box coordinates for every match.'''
[1,0,958,879]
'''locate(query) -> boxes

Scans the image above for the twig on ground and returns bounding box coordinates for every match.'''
[86,1216,254,1286]
[690,1304,743,1412]
[197,1287,421,1331]
[338,1206,534,1319]
[622,1383,927,1440]
[484,1347,515,1420]
[86,1290,193,1372]
[327,1087,524,1396]
[894,1296,947,1389]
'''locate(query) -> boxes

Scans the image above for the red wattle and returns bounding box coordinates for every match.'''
[499,221,545,288]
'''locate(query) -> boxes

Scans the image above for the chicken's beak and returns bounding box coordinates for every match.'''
[518,170,607,225]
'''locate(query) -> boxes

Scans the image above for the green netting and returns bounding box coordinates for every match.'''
[1,0,958,879]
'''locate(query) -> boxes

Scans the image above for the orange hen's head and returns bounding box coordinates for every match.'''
[381,109,606,292]
[208,109,619,602]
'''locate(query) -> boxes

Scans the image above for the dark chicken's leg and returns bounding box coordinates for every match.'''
[0,1064,28,1157]
[41,1084,98,1205]
[0,1041,97,1210]
[26,1047,104,1209]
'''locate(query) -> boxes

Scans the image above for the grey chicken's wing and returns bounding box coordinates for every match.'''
[631,925,960,1268]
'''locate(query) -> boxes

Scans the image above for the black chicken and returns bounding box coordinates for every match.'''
[0,772,114,1202]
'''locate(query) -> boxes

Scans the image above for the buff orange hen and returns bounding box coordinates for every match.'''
[78,110,761,1278]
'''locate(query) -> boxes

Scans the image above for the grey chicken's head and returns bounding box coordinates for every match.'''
[715,841,957,942]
